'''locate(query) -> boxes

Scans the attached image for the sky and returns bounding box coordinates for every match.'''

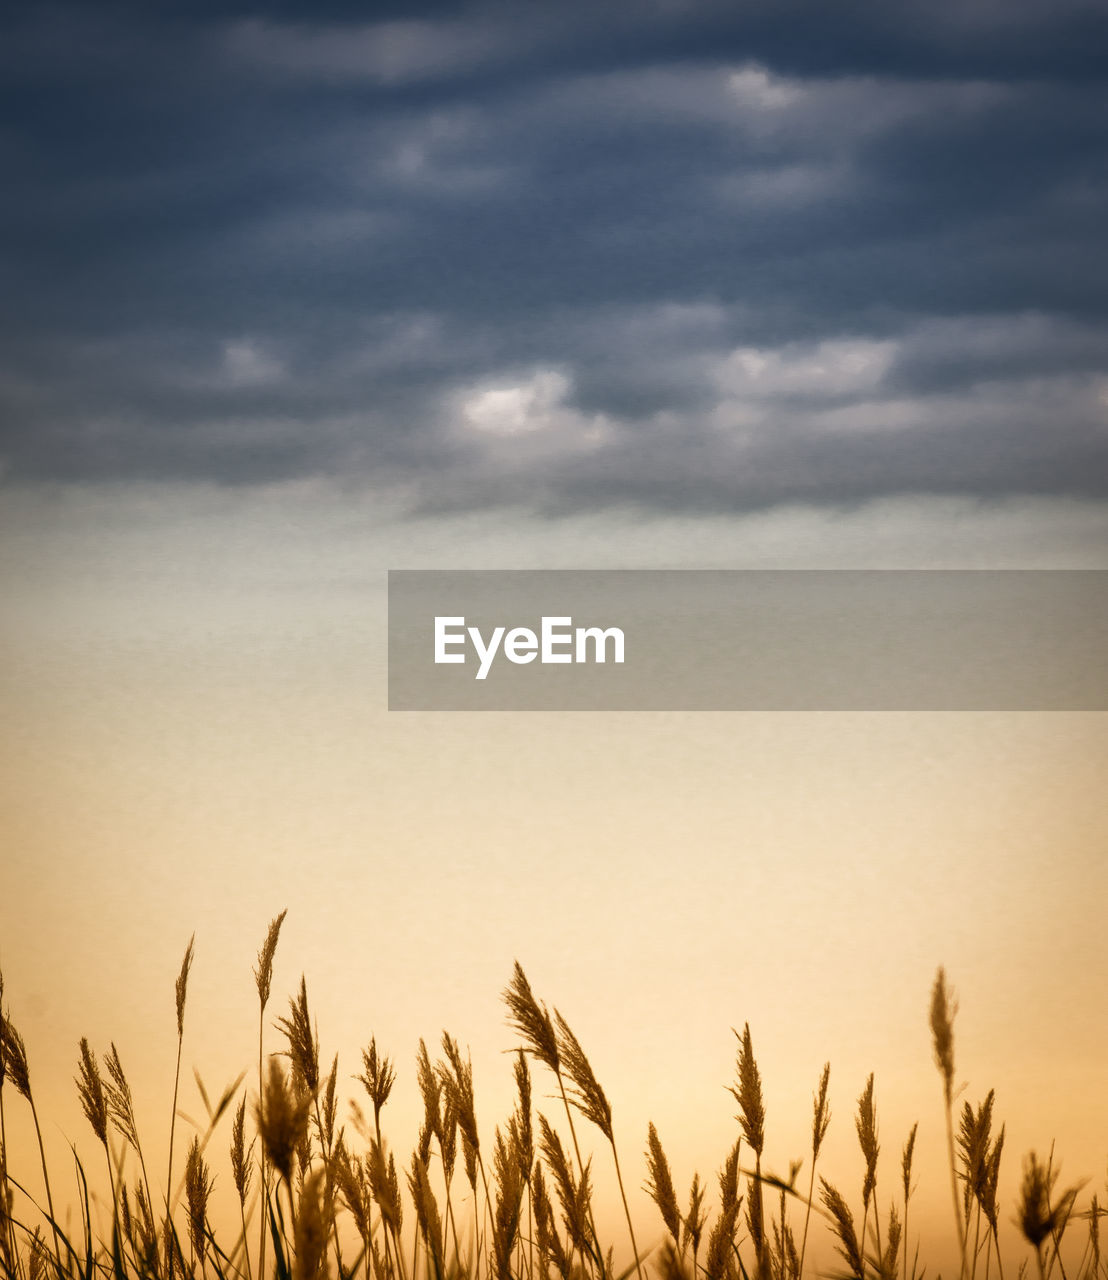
[1,1,1107,1277]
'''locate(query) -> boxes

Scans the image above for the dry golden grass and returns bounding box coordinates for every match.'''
[0,938,1104,1280]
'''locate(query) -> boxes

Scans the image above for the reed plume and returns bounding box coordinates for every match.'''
[491,1126,525,1280]
[256,1056,310,1193]
[503,963,559,1074]
[279,976,320,1095]
[902,1122,918,1280]
[104,1044,144,1167]
[167,934,196,1270]
[875,1204,903,1280]
[932,967,966,1279]
[74,1038,105,1135]
[367,1136,405,1280]
[504,964,605,1272]
[254,909,288,1280]
[294,1167,332,1280]
[255,911,288,1015]
[231,1094,254,1279]
[76,1037,111,1166]
[533,1161,570,1280]
[820,1179,863,1280]
[357,1038,396,1141]
[684,1173,706,1266]
[704,1139,742,1280]
[185,1135,213,1271]
[333,1138,370,1245]
[731,1024,766,1272]
[409,1153,446,1280]
[2,1012,61,1269]
[1017,1152,1081,1280]
[645,1122,681,1249]
[959,1091,1003,1280]
[983,1125,1006,1280]
[798,1062,830,1280]
[555,1009,643,1280]
[856,1074,880,1260]
[539,1113,596,1271]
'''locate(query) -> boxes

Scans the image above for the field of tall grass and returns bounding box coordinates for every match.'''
[0,912,1102,1280]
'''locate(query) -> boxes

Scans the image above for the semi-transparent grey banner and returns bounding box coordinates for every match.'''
[387,570,1108,710]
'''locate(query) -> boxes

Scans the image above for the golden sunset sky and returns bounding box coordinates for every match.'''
[2,488,1107,1277]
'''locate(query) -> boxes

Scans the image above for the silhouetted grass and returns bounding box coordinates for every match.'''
[0,931,1103,1280]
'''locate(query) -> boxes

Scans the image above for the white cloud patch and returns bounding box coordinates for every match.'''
[461,370,572,437]
[714,338,897,401]
[456,369,612,451]
[720,64,1010,147]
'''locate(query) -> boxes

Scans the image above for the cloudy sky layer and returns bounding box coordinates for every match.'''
[2,0,1107,514]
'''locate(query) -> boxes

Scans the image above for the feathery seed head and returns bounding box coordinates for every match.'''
[533,1163,571,1280]
[1017,1152,1056,1248]
[27,1230,48,1280]
[440,1090,459,1181]
[684,1173,707,1260]
[175,934,195,1040]
[958,1091,996,1215]
[320,1054,338,1153]
[185,1135,214,1265]
[254,909,288,1012]
[645,1122,682,1246]
[855,1073,879,1209]
[503,962,560,1074]
[812,1062,831,1160]
[877,1205,902,1280]
[294,1168,331,1280]
[930,968,957,1103]
[553,1010,612,1141]
[902,1123,918,1201]
[76,1037,109,1146]
[231,1095,253,1205]
[983,1125,1005,1232]
[334,1140,370,1243]
[439,1032,480,1157]
[513,1049,533,1170]
[730,1024,765,1158]
[492,1127,525,1280]
[1,1017,31,1100]
[417,1039,443,1140]
[705,1144,743,1280]
[278,975,320,1092]
[1016,1152,1081,1251]
[357,1038,396,1124]
[256,1056,310,1187]
[820,1179,863,1280]
[104,1042,141,1153]
[539,1114,594,1258]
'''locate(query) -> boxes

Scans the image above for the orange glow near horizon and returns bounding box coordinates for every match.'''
[2,492,1106,1280]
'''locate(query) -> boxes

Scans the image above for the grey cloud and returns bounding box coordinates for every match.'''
[1,0,1106,514]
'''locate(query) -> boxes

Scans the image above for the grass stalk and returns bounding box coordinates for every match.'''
[27,1094,62,1272]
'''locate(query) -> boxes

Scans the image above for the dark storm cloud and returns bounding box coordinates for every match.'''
[1,0,1106,510]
